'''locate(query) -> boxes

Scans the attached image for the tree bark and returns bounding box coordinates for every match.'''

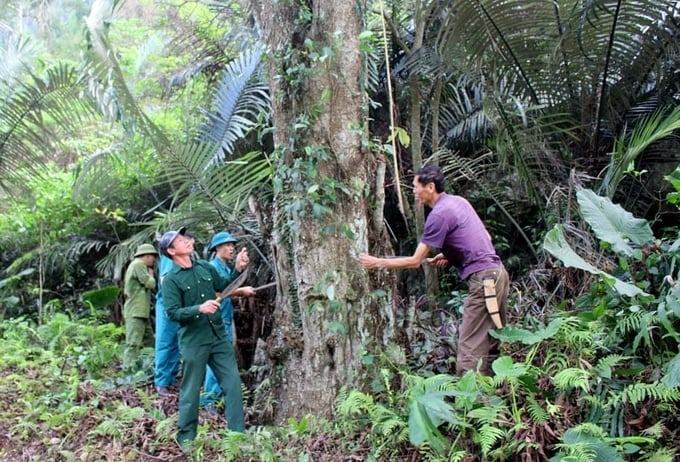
[250,0,396,422]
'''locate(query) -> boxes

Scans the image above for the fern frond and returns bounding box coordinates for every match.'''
[553,368,590,393]
[567,330,595,352]
[632,312,658,353]
[591,354,631,380]
[467,403,506,426]
[556,316,595,353]
[594,354,629,373]
[154,416,177,442]
[526,396,549,422]
[614,309,646,336]
[92,418,122,437]
[371,403,406,434]
[554,443,598,462]
[114,404,146,422]
[542,350,571,375]
[336,389,376,416]
[334,385,350,409]
[570,422,607,438]
[558,315,586,332]
[218,430,249,461]
[640,422,665,439]
[617,382,680,406]
[581,394,610,420]
[638,446,677,462]
[404,373,459,394]
[581,393,606,410]
[474,424,506,455]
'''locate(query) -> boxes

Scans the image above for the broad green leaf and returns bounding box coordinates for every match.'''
[666,165,680,191]
[414,390,457,424]
[325,283,336,301]
[543,225,602,272]
[0,268,36,288]
[543,225,646,297]
[666,166,680,205]
[661,352,680,388]
[657,302,680,343]
[408,374,468,450]
[82,286,120,310]
[577,189,654,255]
[667,292,680,317]
[452,371,481,410]
[490,318,562,345]
[407,399,442,449]
[492,356,526,378]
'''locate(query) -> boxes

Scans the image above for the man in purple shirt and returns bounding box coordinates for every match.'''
[359,165,510,376]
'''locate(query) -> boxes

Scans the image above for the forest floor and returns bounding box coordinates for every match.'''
[0,381,191,461]
[0,377,386,461]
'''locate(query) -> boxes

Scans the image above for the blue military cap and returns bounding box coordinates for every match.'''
[209,231,238,252]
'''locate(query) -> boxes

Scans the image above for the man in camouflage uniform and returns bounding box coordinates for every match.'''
[122,243,158,371]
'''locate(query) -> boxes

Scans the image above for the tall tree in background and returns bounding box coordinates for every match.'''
[249,0,398,421]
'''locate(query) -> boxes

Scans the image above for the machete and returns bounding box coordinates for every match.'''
[215,267,250,303]
[252,282,276,292]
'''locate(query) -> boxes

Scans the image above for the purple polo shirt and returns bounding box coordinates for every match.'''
[421,193,501,280]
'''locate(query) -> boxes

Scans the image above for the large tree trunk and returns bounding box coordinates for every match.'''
[250,0,397,422]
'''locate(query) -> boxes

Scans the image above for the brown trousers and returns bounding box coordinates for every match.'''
[456,267,510,376]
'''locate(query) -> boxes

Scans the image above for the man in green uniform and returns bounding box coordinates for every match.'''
[123,243,158,371]
[159,226,248,449]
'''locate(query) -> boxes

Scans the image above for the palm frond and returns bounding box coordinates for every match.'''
[84,0,176,184]
[440,76,490,144]
[0,63,97,195]
[198,46,270,166]
[445,0,680,135]
[0,26,43,80]
[94,146,272,279]
[448,0,564,105]
[598,105,680,198]
[79,1,275,282]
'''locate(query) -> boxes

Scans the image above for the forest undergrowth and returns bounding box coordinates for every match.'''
[1,252,679,462]
[2,182,680,462]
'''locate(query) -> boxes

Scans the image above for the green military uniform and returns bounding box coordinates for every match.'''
[162,259,245,444]
[123,247,157,370]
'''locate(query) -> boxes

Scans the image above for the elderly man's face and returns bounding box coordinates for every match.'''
[169,235,194,257]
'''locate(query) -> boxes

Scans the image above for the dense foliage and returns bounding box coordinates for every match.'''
[2,176,680,460]
[1,0,680,460]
